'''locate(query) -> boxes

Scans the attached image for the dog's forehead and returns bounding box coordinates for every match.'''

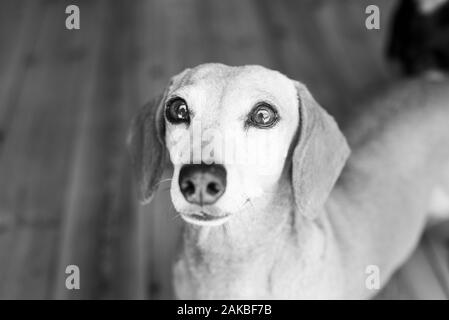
[172,64,297,107]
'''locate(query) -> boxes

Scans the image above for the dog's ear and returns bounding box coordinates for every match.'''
[127,96,166,204]
[291,81,350,219]
[127,69,190,204]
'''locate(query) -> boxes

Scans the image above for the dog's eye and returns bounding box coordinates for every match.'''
[166,98,190,124]
[247,103,278,128]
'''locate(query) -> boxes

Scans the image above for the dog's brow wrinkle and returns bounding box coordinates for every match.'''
[217,81,231,111]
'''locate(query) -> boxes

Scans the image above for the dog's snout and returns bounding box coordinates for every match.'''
[178,164,227,205]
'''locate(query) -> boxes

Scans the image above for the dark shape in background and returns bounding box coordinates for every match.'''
[387,0,449,75]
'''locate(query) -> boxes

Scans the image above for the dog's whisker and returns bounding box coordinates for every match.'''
[248,199,257,213]
[240,193,258,214]
[242,198,250,208]
[171,212,182,221]
[155,178,172,187]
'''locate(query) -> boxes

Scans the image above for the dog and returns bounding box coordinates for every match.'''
[128,63,449,299]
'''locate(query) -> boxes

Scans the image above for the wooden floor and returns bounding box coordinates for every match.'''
[0,0,448,299]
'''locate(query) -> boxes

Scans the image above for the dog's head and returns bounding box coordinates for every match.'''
[128,64,350,226]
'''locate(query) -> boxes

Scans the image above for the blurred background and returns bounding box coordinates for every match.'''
[0,0,448,299]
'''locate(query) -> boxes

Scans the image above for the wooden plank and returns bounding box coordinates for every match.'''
[0,0,43,143]
[253,0,348,116]
[376,233,449,299]
[197,0,272,66]
[0,0,71,299]
[88,0,142,299]
[254,0,396,119]
[0,1,26,86]
[0,0,107,299]
[253,0,315,73]
[0,0,40,250]
[284,0,351,113]
[321,1,393,88]
[422,234,449,298]
[393,243,447,299]
[54,0,142,299]
[375,269,414,299]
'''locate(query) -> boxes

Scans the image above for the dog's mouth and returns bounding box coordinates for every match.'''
[180,211,231,226]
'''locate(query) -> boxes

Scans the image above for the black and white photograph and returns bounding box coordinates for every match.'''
[0,0,449,304]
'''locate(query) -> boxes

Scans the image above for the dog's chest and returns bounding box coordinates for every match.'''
[172,243,344,299]
[173,251,276,299]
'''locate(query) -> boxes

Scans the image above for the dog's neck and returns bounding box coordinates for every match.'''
[175,176,333,299]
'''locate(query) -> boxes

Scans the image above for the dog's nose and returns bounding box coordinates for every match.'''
[178,164,226,205]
